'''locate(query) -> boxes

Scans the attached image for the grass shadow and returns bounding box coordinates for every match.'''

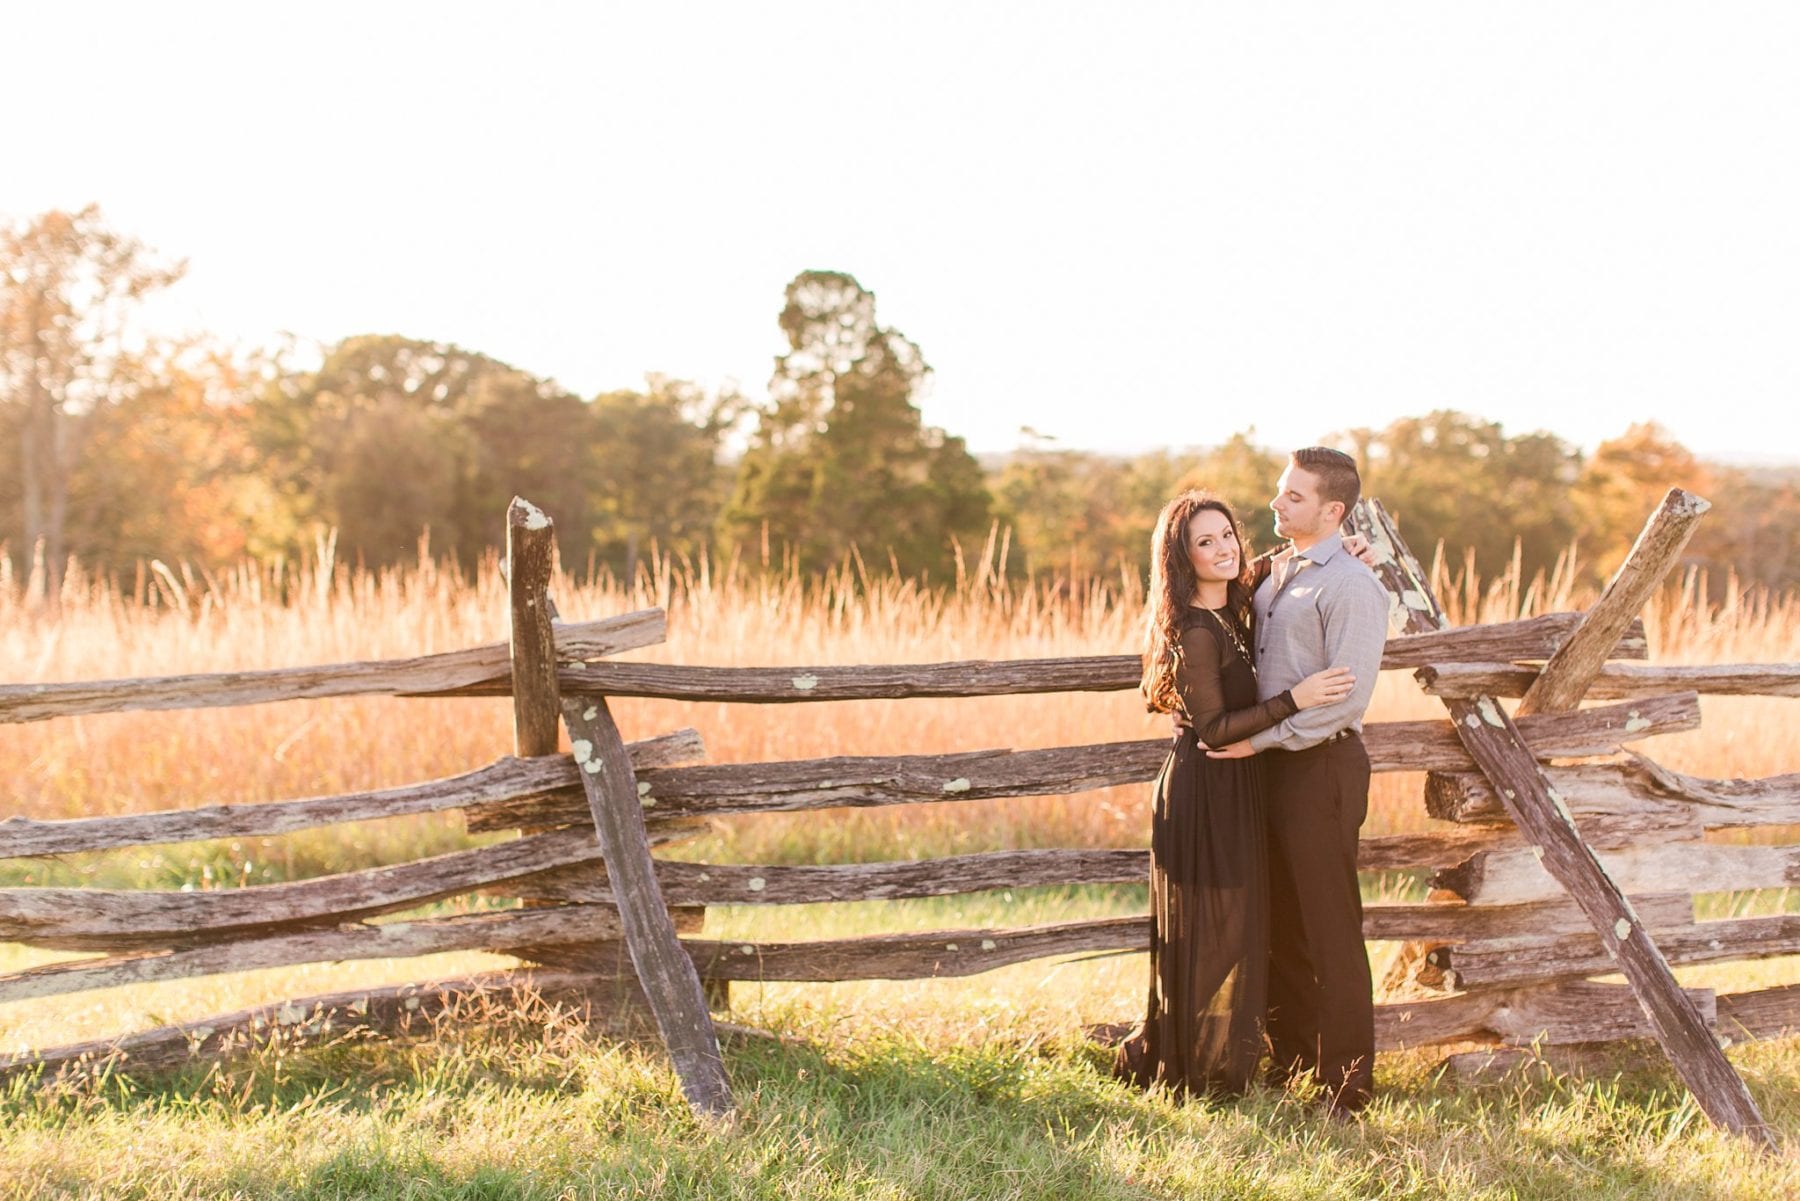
[7,1006,1800,1199]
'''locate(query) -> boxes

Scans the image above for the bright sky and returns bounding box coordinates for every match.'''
[7,2,1798,463]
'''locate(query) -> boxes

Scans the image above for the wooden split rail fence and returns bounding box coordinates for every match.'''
[1,494,1796,1141]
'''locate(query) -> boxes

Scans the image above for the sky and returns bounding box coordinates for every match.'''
[6,2,1798,463]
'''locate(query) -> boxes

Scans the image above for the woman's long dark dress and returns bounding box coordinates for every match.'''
[1114,604,1298,1096]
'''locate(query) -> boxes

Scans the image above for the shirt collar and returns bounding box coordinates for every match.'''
[1292,532,1345,567]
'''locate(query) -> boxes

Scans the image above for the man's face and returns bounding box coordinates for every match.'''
[1271,463,1341,543]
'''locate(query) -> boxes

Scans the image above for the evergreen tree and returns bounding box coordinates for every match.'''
[722,271,991,578]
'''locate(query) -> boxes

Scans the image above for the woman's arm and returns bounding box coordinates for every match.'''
[1176,623,1298,749]
[1249,547,1281,592]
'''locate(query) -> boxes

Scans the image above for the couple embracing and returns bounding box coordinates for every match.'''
[1113,446,1390,1118]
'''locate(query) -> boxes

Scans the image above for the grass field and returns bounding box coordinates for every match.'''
[3,547,1799,1198]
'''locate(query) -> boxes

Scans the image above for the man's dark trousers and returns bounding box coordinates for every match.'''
[1263,732,1374,1109]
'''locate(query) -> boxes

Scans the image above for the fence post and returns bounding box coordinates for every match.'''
[503,497,733,1121]
[563,694,735,1120]
[1348,498,1774,1150]
[1518,489,1710,717]
[507,497,562,758]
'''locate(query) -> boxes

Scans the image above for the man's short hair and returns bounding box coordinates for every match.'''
[1291,446,1361,516]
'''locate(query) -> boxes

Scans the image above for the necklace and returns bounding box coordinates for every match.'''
[1200,605,1254,671]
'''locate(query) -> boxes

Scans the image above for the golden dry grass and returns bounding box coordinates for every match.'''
[3,545,1794,853]
[1,544,1796,1058]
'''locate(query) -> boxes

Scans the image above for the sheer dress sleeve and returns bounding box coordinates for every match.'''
[1248,549,1279,592]
[1176,622,1298,748]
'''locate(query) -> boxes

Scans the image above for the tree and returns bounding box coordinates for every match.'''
[589,376,740,580]
[1355,411,1581,584]
[0,206,184,602]
[722,271,991,579]
[989,443,1179,580]
[1688,466,1800,591]
[1573,422,1713,573]
[64,346,276,574]
[1175,433,1284,552]
[988,439,1103,578]
[254,335,593,569]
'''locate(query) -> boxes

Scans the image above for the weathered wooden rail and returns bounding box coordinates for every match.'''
[1350,490,1774,1144]
[1,492,1795,1144]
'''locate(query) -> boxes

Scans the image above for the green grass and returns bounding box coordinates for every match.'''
[9,887,1800,1198]
[7,991,1800,1200]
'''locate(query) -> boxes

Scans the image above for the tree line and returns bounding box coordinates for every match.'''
[4,207,1795,600]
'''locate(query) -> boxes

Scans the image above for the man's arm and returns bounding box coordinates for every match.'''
[1247,569,1390,752]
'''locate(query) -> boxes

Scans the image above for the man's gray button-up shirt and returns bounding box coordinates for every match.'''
[1247,531,1392,752]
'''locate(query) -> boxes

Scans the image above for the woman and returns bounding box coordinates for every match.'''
[1113,491,1356,1097]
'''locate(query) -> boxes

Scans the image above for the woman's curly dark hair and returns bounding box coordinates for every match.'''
[1141,490,1256,714]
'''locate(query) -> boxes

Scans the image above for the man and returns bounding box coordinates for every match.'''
[1215,446,1389,1114]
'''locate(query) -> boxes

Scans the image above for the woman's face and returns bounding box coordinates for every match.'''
[1184,508,1240,584]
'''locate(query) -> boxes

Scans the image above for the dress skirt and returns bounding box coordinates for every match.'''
[1114,735,1270,1096]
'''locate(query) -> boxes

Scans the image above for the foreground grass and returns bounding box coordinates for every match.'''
[10,889,1800,1199]
[8,990,1800,1201]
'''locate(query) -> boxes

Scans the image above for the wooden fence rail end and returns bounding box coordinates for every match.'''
[1519,488,1711,717]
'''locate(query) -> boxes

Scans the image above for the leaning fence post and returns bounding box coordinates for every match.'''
[1518,489,1711,717]
[505,496,733,1120]
[505,497,733,1120]
[563,694,735,1119]
[1348,498,1774,1150]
